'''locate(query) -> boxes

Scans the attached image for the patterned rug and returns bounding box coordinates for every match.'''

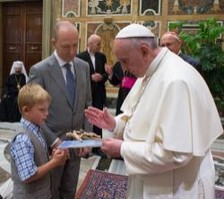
[75,169,128,199]
[216,189,224,199]
[75,168,224,199]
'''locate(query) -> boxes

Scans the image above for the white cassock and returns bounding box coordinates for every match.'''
[113,48,223,199]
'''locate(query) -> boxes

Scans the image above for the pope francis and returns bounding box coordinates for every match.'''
[85,24,223,199]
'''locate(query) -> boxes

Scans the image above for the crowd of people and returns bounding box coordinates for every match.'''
[0,21,223,199]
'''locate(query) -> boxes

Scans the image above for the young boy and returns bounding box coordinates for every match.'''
[10,83,68,199]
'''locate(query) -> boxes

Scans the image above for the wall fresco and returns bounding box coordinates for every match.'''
[139,0,161,15]
[62,0,80,17]
[88,0,131,15]
[169,0,224,14]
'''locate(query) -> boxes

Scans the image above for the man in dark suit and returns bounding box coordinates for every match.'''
[77,34,108,156]
[28,21,92,199]
[160,31,201,72]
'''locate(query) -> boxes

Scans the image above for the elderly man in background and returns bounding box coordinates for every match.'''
[77,34,108,157]
[160,31,201,72]
[85,24,223,199]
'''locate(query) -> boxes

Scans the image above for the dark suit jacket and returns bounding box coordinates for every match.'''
[179,52,201,72]
[77,50,108,109]
[28,54,92,146]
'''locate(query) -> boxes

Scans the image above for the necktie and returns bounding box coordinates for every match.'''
[64,63,75,105]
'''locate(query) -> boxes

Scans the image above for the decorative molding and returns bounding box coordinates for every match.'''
[168,20,223,38]
[211,0,221,12]
[139,0,161,16]
[143,21,161,37]
[172,0,181,14]
[62,0,80,17]
[42,0,52,58]
[169,0,224,15]
[87,0,132,16]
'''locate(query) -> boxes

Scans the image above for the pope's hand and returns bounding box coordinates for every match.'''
[85,107,116,130]
[101,138,123,158]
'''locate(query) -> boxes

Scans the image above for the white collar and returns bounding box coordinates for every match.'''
[54,50,73,67]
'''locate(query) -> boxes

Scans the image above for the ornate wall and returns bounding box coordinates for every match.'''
[54,0,224,66]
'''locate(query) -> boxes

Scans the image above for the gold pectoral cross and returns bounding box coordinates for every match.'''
[17,84,21,90]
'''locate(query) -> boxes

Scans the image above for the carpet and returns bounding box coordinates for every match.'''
[75,169,224,199]
[75,169,128,199]
[216,189,224,199]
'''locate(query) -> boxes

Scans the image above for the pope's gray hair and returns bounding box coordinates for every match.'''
[129,37,158,49]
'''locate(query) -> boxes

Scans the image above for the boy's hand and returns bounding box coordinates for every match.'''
[77,147,91,157]
[51,149,68,166]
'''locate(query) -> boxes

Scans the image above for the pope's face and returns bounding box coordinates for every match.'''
[113,39,148,78]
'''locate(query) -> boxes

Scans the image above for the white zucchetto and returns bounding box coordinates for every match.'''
[115,24,155,39]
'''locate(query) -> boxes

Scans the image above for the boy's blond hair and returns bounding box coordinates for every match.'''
[18,83,51,113]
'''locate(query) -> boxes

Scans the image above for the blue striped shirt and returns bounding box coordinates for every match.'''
[11,118,47,181]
